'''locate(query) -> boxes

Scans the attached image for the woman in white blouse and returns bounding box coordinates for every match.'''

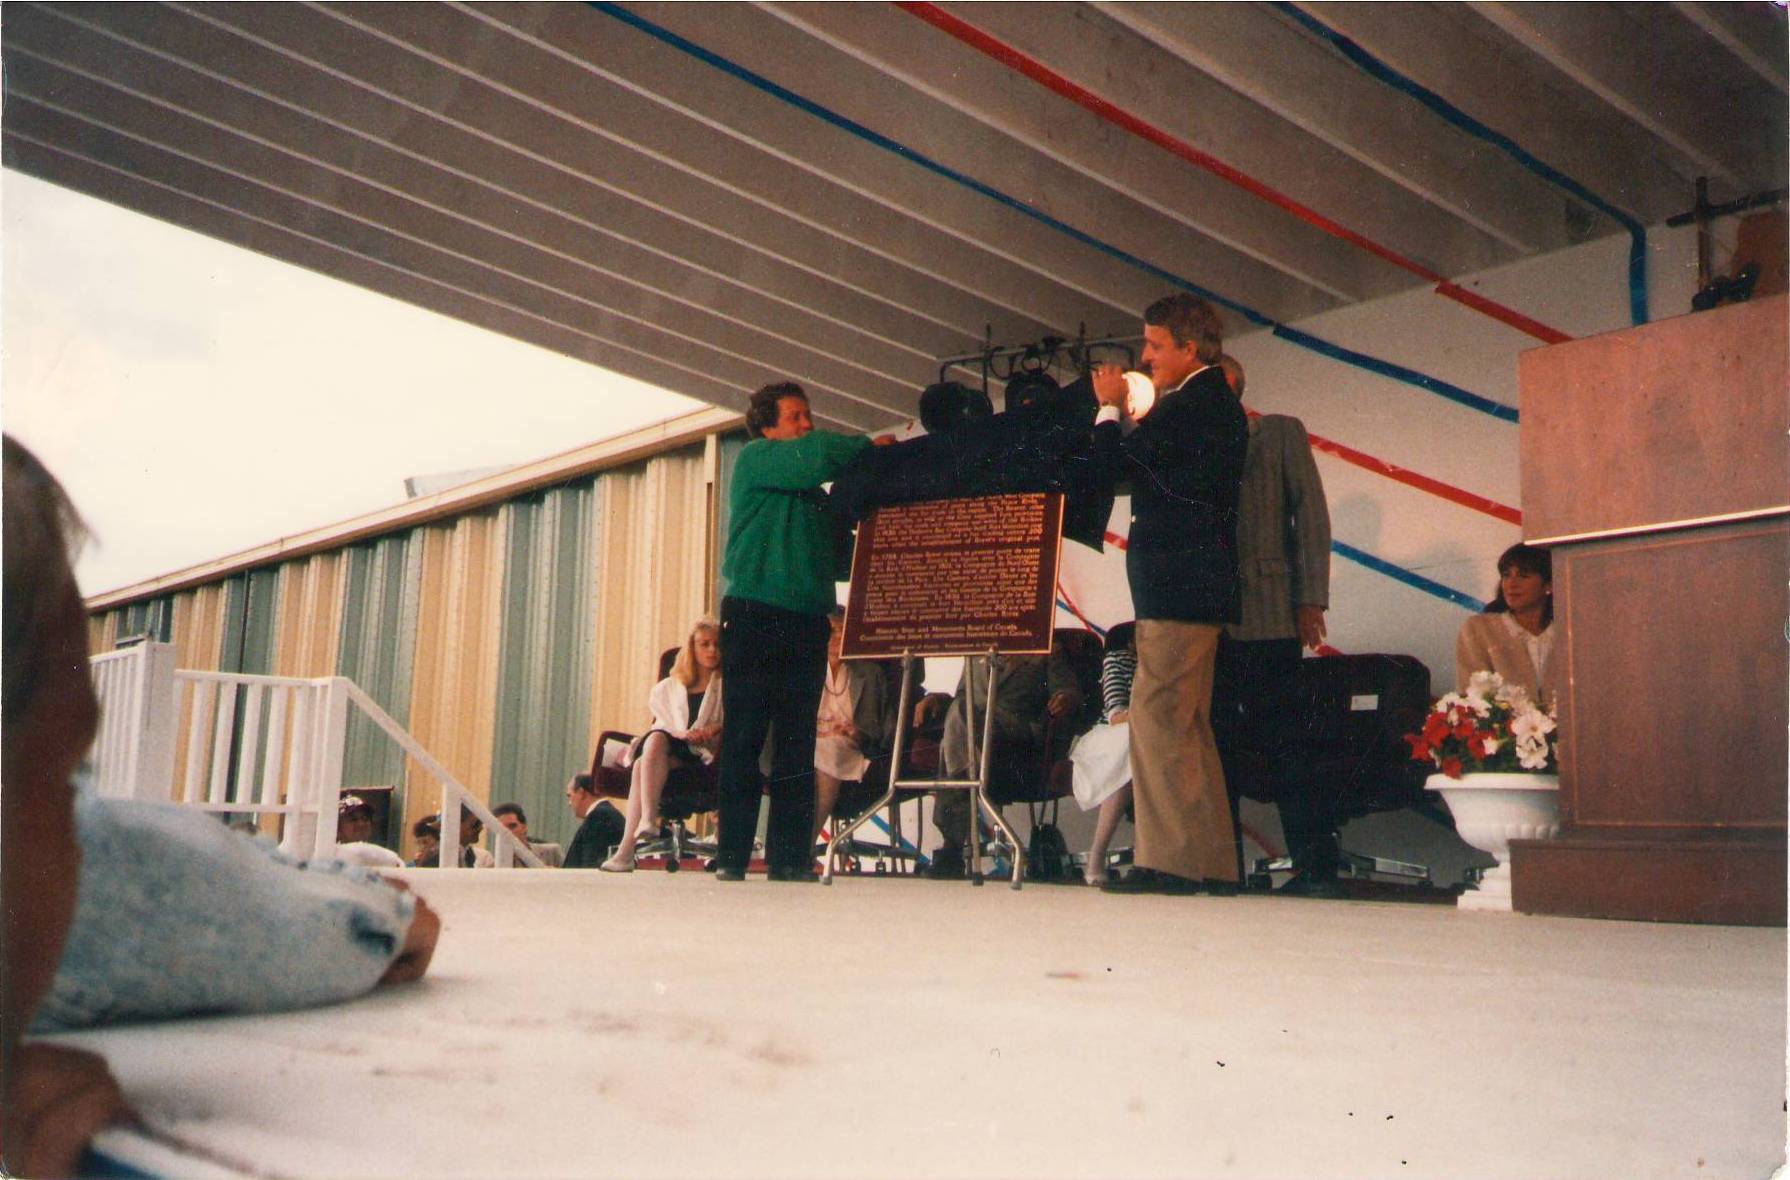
[1455,543,1557,709]
[810,609,896,858]
[601,616,723,872]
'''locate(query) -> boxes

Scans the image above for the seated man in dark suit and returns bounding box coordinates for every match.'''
[561,774,626,869]
[927,649,1081,879]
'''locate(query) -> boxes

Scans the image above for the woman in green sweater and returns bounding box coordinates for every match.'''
[713,382,874,881]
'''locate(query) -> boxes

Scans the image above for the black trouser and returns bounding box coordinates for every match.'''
[1212,636,1338,879]
[715,596,829,874]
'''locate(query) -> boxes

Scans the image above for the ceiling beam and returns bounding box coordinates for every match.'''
[746,0,1372,307]
[1469,1,1785,192]
[64,1,1063,360]
[327,2,1140,336]
[1297,2,1700,226]
[1668,1,1788,94]
[1092,1,1586,257]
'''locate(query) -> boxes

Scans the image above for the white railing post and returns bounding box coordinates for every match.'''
[137,643,179,802]
[284,678,348,859]
[89,642,179,801]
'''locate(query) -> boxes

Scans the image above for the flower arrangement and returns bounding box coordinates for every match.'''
[1406,671,1558,778]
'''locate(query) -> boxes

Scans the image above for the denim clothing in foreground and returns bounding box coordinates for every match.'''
[715,596,829,874]
[33,777,416,1032]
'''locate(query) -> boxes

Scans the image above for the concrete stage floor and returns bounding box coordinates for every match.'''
[63,870,1785,1180]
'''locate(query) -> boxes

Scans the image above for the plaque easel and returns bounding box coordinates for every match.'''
[823,493,1067,890]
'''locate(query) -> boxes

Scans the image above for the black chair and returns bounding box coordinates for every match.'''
[1225,653,1440,887]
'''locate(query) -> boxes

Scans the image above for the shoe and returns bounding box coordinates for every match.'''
[768,865,819,883]
[925,846,966,880]
[714,866,746,882]
[1277,872,1343,899]
[1101,867,1202,895]
[636,820,661,842]
[598,854,635,873]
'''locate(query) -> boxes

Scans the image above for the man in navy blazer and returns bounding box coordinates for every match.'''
[1089,293,1249,894]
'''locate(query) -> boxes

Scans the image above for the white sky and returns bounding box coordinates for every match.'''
[1,171,704,598]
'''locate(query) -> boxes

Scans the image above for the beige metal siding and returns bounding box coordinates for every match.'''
[273,551,346,678]
[588,448,714,744]
[402,509,506,857]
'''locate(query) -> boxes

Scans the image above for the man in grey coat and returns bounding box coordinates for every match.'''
[1212,354,1338,895]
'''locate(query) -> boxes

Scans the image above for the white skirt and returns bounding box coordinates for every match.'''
[815,734,871,782]
[1068,722,1132,811]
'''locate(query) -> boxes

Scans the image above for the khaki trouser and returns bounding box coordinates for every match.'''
[1129,619,1238,882]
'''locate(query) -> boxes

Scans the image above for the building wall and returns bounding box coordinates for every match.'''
[88,437,721,855]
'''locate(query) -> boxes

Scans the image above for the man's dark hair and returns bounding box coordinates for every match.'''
[492,802,526,824]
[569,773,594,795]
[746,381,807,438]
[1144,293,1224,364]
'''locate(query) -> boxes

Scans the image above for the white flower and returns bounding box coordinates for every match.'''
[1515,733,1551,770]
[1467,670,1504,699]
[1510,707,1555,741]
[1450,681,1494,717]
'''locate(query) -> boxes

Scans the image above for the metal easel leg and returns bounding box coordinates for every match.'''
[823,649,916,885]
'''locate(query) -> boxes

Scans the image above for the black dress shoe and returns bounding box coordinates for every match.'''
[768,865,818,883]
[1101,867,1202,895]
[1277,872,1343,899]
[924,847,966,880]
[714,866,747,882]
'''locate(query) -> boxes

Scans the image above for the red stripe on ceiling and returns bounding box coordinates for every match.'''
[895,1,1572,346]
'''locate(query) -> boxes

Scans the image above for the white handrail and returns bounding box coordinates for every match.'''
[337,680,544,869]
[90,644,543,869]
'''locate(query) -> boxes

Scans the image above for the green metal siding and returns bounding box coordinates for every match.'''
[713,431,747,602]
[489,479,599,848]
[114,595,175,643]
[337,532,422,790]
[216,568,281,807]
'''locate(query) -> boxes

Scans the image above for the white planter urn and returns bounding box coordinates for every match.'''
[1425,772,1561,912]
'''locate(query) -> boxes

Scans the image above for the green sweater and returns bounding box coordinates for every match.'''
[722,430,872,615]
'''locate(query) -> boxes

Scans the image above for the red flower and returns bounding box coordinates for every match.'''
[1422,714,1452,745]
[1406,734,1430,762]
[1440,756,1464,778]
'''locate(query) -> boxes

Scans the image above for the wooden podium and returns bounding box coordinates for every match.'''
[1510,296,1788,925]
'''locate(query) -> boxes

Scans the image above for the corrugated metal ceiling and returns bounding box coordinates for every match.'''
[4,2,1784,431]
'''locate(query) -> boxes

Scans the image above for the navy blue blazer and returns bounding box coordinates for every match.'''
[1093,365,1248,625]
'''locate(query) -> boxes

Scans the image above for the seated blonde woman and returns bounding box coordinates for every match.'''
[1456,542,1557,709]
[601,617,723,872]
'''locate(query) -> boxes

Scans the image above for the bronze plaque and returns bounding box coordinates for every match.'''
[842,493,1064,658]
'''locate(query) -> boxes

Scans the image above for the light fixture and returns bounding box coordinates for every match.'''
[1123,371,1156,420]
